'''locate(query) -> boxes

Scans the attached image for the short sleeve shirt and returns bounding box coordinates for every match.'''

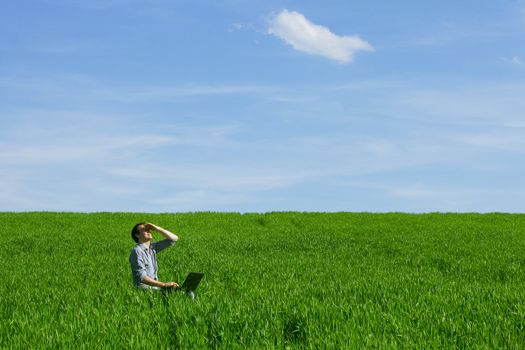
[129,239,175,287]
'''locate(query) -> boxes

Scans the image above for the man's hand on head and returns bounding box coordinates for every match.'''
[146,223,179,242]
[145,223,157,231]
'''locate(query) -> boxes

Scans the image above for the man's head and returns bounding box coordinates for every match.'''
[131,223,153,244]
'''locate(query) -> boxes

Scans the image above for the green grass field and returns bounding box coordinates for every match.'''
[2,212,525,349]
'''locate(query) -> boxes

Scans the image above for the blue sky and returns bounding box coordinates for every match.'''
[1,0,524,212]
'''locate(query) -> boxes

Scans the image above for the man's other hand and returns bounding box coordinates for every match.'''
[163,282,180,289]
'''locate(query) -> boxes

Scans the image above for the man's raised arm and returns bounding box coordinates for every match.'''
[147,223,179,241]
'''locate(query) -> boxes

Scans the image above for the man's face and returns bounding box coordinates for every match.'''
[136,225,153,243]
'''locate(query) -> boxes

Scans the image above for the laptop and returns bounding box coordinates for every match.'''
[181,272,204,292]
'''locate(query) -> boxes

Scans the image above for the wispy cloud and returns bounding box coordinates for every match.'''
[27,42,90,55]
[267,9,373,63]
[2,75,524,211]
[500,56,524,67]
[0,111,309,211]
[459,132,525,152]
[341,180,525,213]
[227,22,255,32]
[392,83,525,126]
[0,75,274,104]
[148,190,248,211]
[108,163,307,193]
[0,111,242,165]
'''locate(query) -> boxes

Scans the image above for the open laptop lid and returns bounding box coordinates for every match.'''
[181,272,204,291]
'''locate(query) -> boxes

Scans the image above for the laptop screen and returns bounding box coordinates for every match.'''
[181,272,204,291]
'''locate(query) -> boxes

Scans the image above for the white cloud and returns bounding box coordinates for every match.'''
[388,185,441,199]
[0,110,311,211]
[0,111,242,166]
[512,56,524,66]
[501,56,524,67]
[510,56,524,67]
[459,132,525,152]
[28,42,89,54]
[148,190,248,211]
[0,75,275,105]
[268,9,373,63]
[108,164,306,193]
[2,76,524,212]
[227,22,254,32]
[393,84,525,125]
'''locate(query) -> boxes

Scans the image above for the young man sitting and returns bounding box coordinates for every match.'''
[129,222,180,290]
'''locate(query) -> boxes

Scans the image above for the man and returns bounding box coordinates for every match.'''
[129,222,180,290]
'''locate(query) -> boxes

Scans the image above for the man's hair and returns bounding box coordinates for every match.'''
[131,222,146,243]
